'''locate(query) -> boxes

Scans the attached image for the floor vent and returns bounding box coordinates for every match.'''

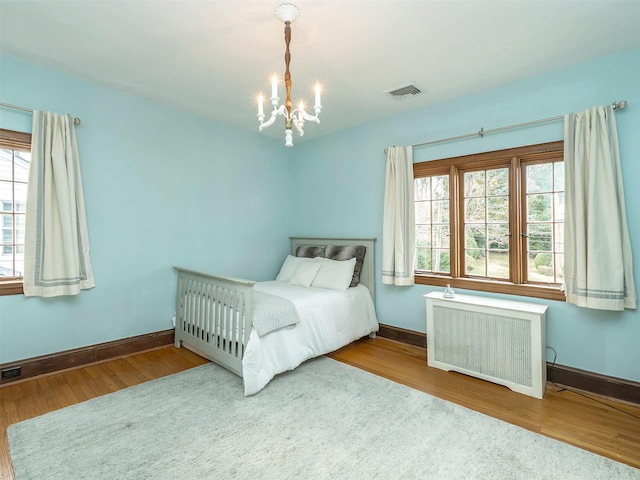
[425,292,548,398]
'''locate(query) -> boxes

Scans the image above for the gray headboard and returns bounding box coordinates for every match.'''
[290,237,376,303]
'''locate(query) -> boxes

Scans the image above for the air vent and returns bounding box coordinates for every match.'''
[385,82,422,98]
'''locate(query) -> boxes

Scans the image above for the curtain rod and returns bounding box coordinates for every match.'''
[0,101,82,125]
[386,100,628,153]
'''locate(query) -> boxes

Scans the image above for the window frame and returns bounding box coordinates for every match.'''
[413,141,566,301]
[0,128,31,296]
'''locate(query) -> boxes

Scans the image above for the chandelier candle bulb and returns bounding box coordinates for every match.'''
[258,95,264,117]
[272,76,278,98]
[315,83,321,107]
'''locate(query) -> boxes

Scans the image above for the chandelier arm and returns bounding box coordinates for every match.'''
[292,117,305,137]
[259,111,279,131]
[301,111,320,124]
[284,21,293,117]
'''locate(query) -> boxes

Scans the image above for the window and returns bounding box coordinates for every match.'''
[414,141,565,301]
[0,128,31,296]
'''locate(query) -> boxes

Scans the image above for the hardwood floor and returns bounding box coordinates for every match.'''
[1,338,639,479]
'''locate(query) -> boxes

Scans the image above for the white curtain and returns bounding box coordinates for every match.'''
[23,111,95,297]
[564,105,636,310]
[382,146,415,286]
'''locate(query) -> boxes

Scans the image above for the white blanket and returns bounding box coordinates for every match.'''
[242,281,379,396]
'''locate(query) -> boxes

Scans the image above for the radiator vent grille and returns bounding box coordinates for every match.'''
[433,306,532,387]
[426,292,547,398]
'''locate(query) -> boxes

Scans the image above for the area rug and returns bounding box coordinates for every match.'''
[8,357,639,480]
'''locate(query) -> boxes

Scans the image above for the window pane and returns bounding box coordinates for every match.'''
[415,201,430,224]
[528,252,554,282]
[527,193,552,222]
[2,214,11,228]
[465,197,485,222]
[487,223,509,250]
[487,196,508,222]
[0,150,12,181]
[524,160,563,286]
[466,224,486,250]
[14,183,27,206]
[433,225,449,248]
[415,178,430,201]
[555,253,564,280]
[487,168,509,195]
[432,249,450,273]
[553,161,564,192]
[554,192,564,222]
[414,174,450,275]
[487,251,509,279]
[416,247,431,271]
[416,225,431,247]
[466,250,485,276]
[14,151,30,183]
[432,175,449,199]
[554,224,564,253]
[527,163,553,193]
[528,223,552,252]
[464,171,485,197]
[431,200,449,223]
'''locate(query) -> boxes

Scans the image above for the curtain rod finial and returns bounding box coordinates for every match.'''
[613,100,627,110]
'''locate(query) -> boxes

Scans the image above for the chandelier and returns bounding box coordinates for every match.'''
[257,3,322,147]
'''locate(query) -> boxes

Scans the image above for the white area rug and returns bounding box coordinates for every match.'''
[8,357,639,479]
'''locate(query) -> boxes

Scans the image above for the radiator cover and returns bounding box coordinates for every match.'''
[425,292,547,399]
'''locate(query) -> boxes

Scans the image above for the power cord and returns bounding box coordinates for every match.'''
[546,346,640,420]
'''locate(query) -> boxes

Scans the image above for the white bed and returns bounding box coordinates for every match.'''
[173,237,378,395]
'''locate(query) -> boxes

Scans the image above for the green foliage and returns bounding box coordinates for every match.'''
[534,253,551,270]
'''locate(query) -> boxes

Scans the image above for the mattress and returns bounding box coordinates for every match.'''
[242,280,379,395]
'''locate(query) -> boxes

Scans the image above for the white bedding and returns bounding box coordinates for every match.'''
[242,280,379,395]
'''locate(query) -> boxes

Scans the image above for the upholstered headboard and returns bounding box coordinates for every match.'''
[290,237,376,303]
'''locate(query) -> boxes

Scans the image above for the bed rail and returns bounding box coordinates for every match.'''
[174,267,255,377]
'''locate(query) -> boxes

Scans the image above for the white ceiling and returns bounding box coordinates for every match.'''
[1,1,639,143]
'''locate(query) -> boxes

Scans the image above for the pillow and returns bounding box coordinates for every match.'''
[311,257,357,291]
[276,255,311,282]
[289,261,321,288]
[295,245,326,258]
[325,245,366,287]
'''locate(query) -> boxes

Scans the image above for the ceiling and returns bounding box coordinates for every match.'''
[1,1,639,143]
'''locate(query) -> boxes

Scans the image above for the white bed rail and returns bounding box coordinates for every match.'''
[174,267,255,377]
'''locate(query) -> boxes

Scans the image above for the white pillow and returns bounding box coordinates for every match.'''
[289,261,321,287]
[276,255,310,282]
[311,257,356,291]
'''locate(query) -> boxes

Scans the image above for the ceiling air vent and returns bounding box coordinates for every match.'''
[385,82,422,99]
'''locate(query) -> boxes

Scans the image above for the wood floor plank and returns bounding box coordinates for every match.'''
[1,340,638,480]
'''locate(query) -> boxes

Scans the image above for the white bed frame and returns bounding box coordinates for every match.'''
[174,237,376,377]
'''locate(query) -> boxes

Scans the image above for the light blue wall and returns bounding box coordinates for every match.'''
[0,55,293,363]
[2,49,639,383]
[292,48,640,382]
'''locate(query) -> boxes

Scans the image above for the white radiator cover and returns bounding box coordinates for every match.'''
[425,292,548,399]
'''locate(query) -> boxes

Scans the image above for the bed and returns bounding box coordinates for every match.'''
[173,237,378,395]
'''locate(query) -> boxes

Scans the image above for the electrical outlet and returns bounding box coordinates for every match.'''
[1,366,21,380]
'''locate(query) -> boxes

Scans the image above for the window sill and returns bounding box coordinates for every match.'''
[0,281,24,296]
[415,274,566,302]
